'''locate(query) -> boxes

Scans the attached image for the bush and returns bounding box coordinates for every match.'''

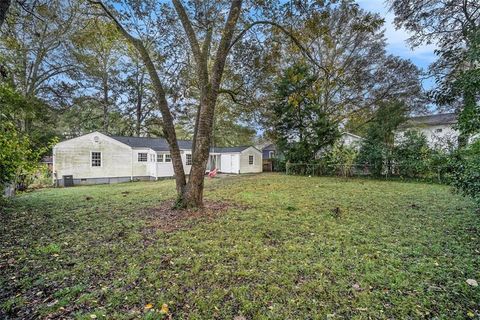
[450,141,480,205]
[0,122,37,192]
[322,143,358,177]
[29,164,53,189]
[272,158,287,172]
[394,131,431,178]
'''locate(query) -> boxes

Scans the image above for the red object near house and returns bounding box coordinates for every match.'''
[208,168,218,178]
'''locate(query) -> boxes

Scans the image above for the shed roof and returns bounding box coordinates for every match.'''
[400,113,457,128]
[210,146,251,153]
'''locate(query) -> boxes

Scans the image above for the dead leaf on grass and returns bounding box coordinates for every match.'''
[466,279,478,287]
[160,303,169,314]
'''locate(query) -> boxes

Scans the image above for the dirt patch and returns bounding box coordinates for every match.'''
[141,200,246,233]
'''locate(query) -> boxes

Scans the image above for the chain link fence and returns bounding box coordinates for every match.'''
[285,162,454,184]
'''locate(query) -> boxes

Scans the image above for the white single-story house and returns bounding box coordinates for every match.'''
[53,132,262,186]
[395,113,459,149]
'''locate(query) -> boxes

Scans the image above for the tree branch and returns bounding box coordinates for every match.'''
[172,0,202,66]
[88,0,187,192]
[229,20,329,74]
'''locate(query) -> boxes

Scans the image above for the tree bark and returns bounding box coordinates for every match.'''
[89,0,187,197]
[102,74,109,133]
[92,0,243,208]
[177,0,243,208]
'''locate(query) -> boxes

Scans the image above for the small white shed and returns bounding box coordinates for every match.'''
[207,146,262,174]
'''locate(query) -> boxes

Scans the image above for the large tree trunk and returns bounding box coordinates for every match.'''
[135,87,142,136]
[102,75,109,133]
[176,0,243,208]
[181,98,216,208]
[93,0,242,208]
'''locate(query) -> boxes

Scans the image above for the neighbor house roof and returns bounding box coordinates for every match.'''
[262,143,277,151]
[110,135,254,153]
[210,146,251,153]
[400,113,457,128]
[110,136,192,151]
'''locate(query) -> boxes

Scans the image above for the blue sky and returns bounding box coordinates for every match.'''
[356,0,438,90]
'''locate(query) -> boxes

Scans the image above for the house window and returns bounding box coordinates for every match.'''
[157,154,164,163]
[138,153,147,162]
[269,151,275,159]
[91,152,101,167]
[249,155,254,165]
[165,154,171,162]
[435,128,443,133]
[186,154,192,165]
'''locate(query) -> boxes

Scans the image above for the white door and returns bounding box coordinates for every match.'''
[221,154,232,173]
[231,154,240,173]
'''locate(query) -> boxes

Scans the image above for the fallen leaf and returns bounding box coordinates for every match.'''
[352,283,362,291]
[90,315,97,319]
[160,303,169,314]
[144,303,153,310]
[466,279,478,287]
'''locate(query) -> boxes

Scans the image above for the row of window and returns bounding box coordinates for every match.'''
[138,152,173,163]
[91,152,190,166]
[92,152,253,166]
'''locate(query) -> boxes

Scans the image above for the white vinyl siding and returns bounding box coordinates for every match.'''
[54,132,134,180]
[239,147,262,173]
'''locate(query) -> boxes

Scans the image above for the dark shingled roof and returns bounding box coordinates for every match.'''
[110,136,192,151]
[110,135,252,153]
[210,146,251,153]
[262,143,277,151]
[401,113,457,128]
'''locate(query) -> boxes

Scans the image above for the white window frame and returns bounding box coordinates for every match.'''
[138,152,148,162]
[91,151,102,167]
[157,154,164,163]
[248,154,254,165]
[269,151,275,158]
[186,154,192,165]
[165,154,172,163]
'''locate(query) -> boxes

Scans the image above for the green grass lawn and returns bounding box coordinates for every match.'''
[1,174,479,319]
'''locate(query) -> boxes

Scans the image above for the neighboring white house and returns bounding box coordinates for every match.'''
[53,132,262,186]
[339,132,364,150]
[395,113,459,149]
[315,132,364,158]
